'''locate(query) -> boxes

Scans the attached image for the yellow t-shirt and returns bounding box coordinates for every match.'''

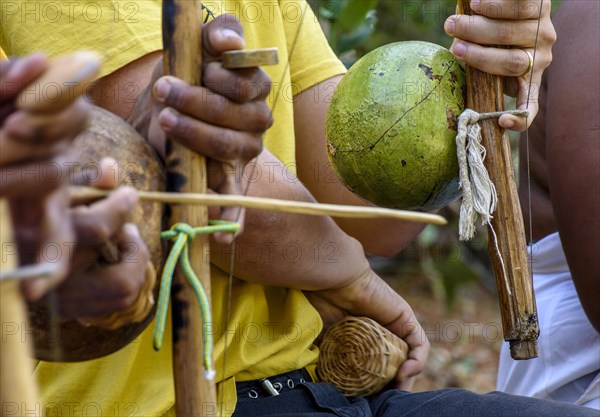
[1,1,346,416]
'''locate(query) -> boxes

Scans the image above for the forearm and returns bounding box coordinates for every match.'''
[208,150,427,374]
[546,0,600,332]
[301,165,427,256]
[92,51,161,120]
[294,76,424,256]
[209,148,372,291]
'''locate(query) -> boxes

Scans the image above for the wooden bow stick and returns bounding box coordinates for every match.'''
[162,1,279,413]
[457,0,539,359]
[161,1,216,414]
[68,186,447,225]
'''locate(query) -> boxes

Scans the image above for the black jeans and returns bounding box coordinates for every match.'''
[234,378,599,417]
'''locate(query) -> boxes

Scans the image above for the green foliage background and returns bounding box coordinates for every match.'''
[311,0,563,63]
[309,0,562,305]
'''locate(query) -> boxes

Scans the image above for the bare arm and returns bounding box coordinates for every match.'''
[544,1,600,331]
[210,147,371,289]
[91,51,160,119]
[294,76,426,256]
[209,147,429,386]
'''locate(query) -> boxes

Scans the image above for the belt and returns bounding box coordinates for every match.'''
[236,369,313,399]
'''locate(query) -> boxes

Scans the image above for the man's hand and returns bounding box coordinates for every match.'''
[444,0,556,131]
[308,269,430,390]
[1,53,89,196]
[128,15,271,239]
[22,160,151,320]
[1,53,92,295]
[55,189,150,318]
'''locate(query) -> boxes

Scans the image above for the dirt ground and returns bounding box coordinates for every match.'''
[383,273,503,393]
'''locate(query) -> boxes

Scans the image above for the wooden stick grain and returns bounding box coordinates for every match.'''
[162,1,216,414]
[68,186,448,225]
[222,48,279,68]
[0,200,40,414]
[458,0,539,360]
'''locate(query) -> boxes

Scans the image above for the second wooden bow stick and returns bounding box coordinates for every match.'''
[457,0,539,360]
[162,1,215,414]
[162,1,279,414]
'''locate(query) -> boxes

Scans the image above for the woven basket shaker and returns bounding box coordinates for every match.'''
[317,316,408,397]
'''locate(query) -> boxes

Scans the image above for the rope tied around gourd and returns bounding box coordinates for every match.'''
[153,221,240,380]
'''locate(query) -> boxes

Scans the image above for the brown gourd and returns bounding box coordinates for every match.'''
[29,106,166,362]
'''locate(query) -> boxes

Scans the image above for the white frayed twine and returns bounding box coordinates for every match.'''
[456,108,529,241]
[456,108,529,290]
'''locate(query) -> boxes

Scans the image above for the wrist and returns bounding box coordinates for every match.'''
[126,86,152,139]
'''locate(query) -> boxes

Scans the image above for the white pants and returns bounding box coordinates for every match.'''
[496,232,600,409]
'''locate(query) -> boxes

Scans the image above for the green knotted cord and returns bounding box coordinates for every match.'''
[154,221,240,379]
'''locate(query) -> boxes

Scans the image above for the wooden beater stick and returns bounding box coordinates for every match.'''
[457,1,539,359]
[1,51,101,414]
[0,202,40,415]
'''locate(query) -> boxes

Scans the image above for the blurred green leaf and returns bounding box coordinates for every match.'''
[337,0,378,32]
[318,0,347,19]
[431,258,479,307]
[417,225,440,247]
[318,7,335,20]
[311,0,379,66]
[337,11,377,54]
